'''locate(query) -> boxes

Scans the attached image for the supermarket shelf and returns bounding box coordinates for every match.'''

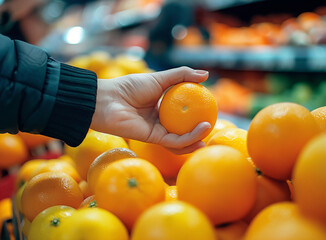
[167,46,326,72]
[203,0,266,10]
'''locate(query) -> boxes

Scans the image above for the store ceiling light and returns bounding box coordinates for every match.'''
[64,26,85,45]
[171,25,187,40]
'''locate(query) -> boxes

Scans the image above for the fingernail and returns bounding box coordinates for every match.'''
[202,122,211,129]
[194,70,209,75]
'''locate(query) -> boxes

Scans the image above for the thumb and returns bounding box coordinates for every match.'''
[150,66,209,91]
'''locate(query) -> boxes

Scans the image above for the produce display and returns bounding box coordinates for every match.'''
[209,72,326,118]
[175,10,326,47]
[1,81,325,239]
[1,3,326,239]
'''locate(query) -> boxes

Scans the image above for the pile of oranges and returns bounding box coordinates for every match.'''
[8,82,326,240]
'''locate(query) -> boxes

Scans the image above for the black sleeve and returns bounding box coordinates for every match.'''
[0,34,97,147]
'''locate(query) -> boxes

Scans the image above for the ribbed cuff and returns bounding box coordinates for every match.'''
[41,63,97,147]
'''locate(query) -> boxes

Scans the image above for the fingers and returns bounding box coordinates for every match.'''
[159,122,211,152]
[151,66,209,91]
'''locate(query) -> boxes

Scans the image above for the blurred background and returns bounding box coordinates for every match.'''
[1,0,326,234]
[1,0,326,119]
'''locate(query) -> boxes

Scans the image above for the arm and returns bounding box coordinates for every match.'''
[0,34,97,147]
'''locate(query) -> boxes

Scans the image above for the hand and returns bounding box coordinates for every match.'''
[90,67,211,154]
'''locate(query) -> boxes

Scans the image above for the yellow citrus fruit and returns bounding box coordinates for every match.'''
[21,172,83,222]
[244,202,326,240]
[293,133,326,224]
[15,159,46,190]
[177,145,257,225]
[202,119,237,144]
[311,106,326,132]
[131,201,216,240]
[98,64,127,79]
[207,128,249,157]
[115,55,148,74]
[0,198,12,232]
[28,205,75,240]
[159,82,218,138]
[53,208,129,240]
[15,183,26,213]
[215,220,248,240]
[29,159,81,183]
[247,102,320,180]
[95,158,166,230]
[22,217,31,238]
[165,185,178,201]
[73,130,129,180]
[0,133,28,168]
[129,140,188,178]
[87,147,137,193]
[68,56,91,69]
[78,180,92,199]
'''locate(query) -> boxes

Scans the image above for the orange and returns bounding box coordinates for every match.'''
[131,201,216,240]
[15,159,46,190]
[29,159,81,183]
[287,180,295,200]
[0,133,28,168]
[207,128,249,157]
[58,154,76,167]
[244,173,291,223]
[95,158,166,230]
[215,221,248,240]
[311,106,326,131]
[64,144,78,162]
[247,102,320,180]
[73,130,128,180]
[244,202,326,240]
[68,55,91,69]
[0,198,12,233]
[53,208,129,240]
[22,217,31,238]
[21,172,83,222]
[115,54,148,74]
[177,145,257,225]
[87,147,137,193]
[28,205,75,240]
[297,12,322,32]
[129,140,189,178]
[15,183,26,213]
[87,51,111,74]
[202,119,237,144]
[165,185,178,201]
[78,180,92,199]
[97,64,127,79]
[18,132,52,149]
[79,195,97,209]
[293,133,326,224]
[159,82,218,137]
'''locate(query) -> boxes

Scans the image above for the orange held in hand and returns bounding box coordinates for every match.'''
[247,102,320,180]
[159,82,218,138]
